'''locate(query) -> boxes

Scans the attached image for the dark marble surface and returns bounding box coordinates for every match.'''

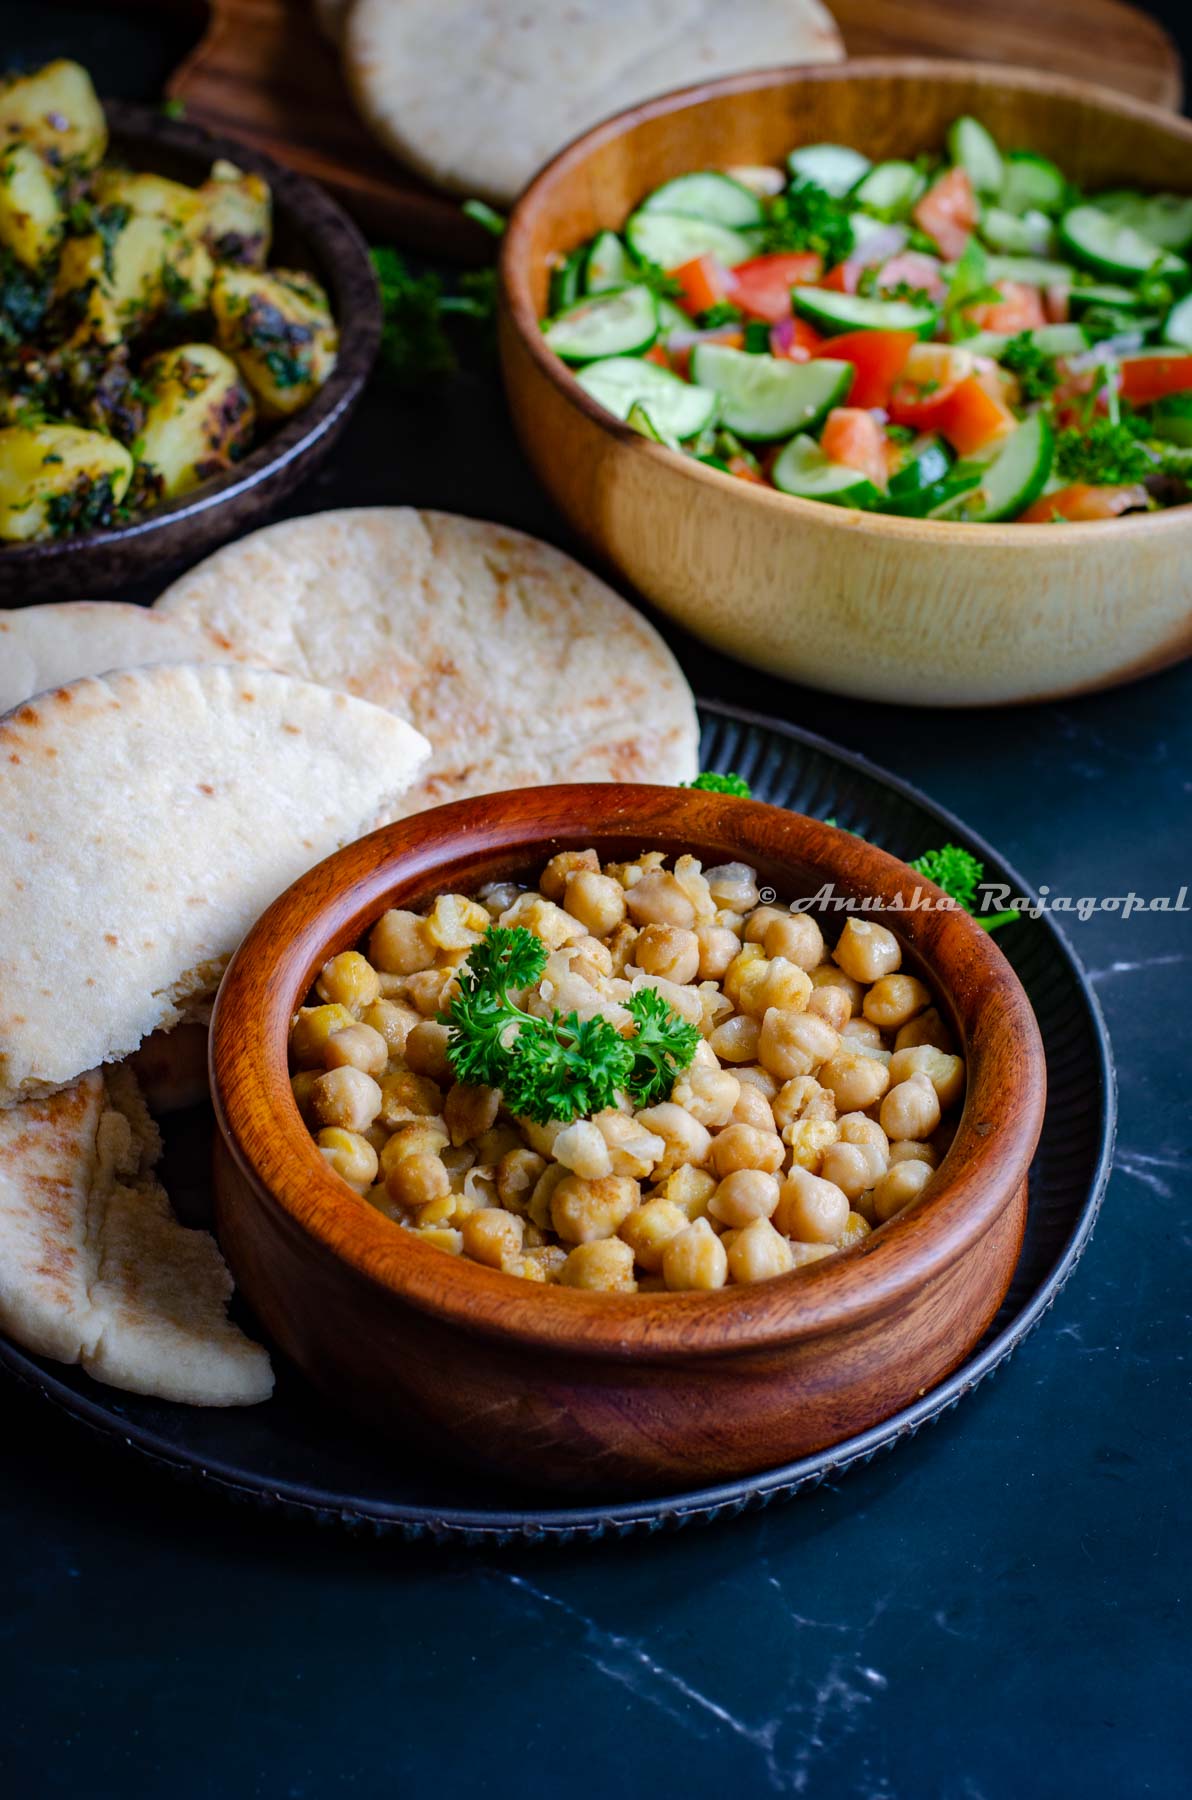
[3,8,1190,1797]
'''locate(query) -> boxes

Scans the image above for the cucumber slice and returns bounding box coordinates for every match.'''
[657,296,690,334]
[888,436,952,497]
[690,344,851,441]
[584,230,633,294]
[576,355,719,440]
[1092,190,1192,253]
[1059,204,1188,284]
[625,209,753,271]
[787,143,872,197]
[639,171,764,227]
[951,413,1055,522]
[999,150,1067,217]
[963,323,1088,359]
[1068,282,1154,316]
[852,160,926,220]
[883,467,983,518]
[771,434,883,507]
[1163,291,1192,350]
[1150,393,1192,446]
[549,248,585,314]
[543,284,659,363]
[983,253,1075,286]
[948,117,1004,197]
[792,286,938,337]
[980,204,1056,256]
[626,402,677,448]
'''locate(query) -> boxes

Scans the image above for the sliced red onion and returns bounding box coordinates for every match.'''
[769,316,798,356]
[1067,333,1145,371]
[847,221,909,267]
[665,324,743,353]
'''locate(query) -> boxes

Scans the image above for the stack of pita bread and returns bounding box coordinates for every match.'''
[319,0,844,209]
[0,508,699,1410]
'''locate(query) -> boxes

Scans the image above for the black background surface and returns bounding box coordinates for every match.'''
[2,7,1189,1797]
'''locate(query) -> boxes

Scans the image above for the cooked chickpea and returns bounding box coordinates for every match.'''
[522,1245,568,1283]
[656,1163,717,1221]
[619,1197,688,1272]
[708,1168,780,1228]
[401,1020,452,1083]
[735,1064,779,1101]
[872,1158,934,1222]
[460,1207,525,1270]
[625,870,697,929]
[894,1007,955,1053]
[633,1102,712,1178]
[889,1137,940,1169]
[743,905,789,944]
[810,964,864,1017]
[708,1013,760,1064]
[540,847,599,901]
[290,1070,320,1122]
[888,1045,966,1109]
[360,998,420,1059]
[879,1074,941,1142]
[694,925,740,980]
[377,1069,443,1128]
[386,1149,451,1209]
[323,1021,388,1076]
[594,1110,665,1179]
[764,911,825,970]
[417,1226,463,1255]
[730,1082,777,1133]
[424,892,489,952]
[820,1140,884,1201]
[379,1119,449,1177]
[807,983,852,1032]
[838,1211,872,1250]
[551,1174,639,1243]
[772,1075,836,1130]
[315,949,380,1012]
[722,943,764,1008]
[552,1118,614,1181]
[672,1046,740,1128]
[841,1017,884,1049]
[289,1002,355,1068]
[726,1215,794,1285]
[309,1065,383,1132]
[704,863,760,912]
[863,973,931,1031]
[818,1047,891,1113]
[743,957,813,1020]
[560,1238,637,1292]
[317,1127,379,1189]
[564,868,626,936]
[499,893,586,948]
[662,1216,728,1291]
[710,1122,785,1178]
[757,1006,841,1083]
[833,918,901,984]
[528,1161,568,1230]
[774,1167,850,1244]
[634,923,700,984]
[783,1118,838,1174]
[496,1147,547,1211]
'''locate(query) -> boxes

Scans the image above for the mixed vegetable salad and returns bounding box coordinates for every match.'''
[540,118,1192,524]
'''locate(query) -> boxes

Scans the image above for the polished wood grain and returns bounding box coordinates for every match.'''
[211,786,1046,1494]
[499,62,1192,709]
[162,1,1179,257]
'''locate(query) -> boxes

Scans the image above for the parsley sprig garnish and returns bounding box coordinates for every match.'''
[1000,331,1059,402]
[439,925,699,1124]
[685,771,752,796]
[908,846,1018,931]
[761,179,854,264]
[1055,419,1155,486]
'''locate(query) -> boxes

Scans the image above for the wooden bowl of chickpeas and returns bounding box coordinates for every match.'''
[210,784,1046,1495]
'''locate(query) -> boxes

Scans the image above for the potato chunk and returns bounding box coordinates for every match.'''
[93,168,208,234]
[0,142,61,268]
[0,423,132,541]
[201,159,271,267]
[134,343,255,502]
[212,265,337,417]
[55,207,212,335]
[0,60,107,169]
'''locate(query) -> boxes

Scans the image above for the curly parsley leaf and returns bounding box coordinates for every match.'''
[685,771,752,796]
[909,845,1018,931]
[999,331,1059,402]
[624,988,702,1107]
[762,179,854,264]
[1055,419,1155,486]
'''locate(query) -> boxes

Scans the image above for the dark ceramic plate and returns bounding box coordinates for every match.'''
[0,704,1115,1542]
[0,102,380,604]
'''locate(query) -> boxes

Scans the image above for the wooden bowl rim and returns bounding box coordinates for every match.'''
[211,785,1047,1361]
[0,99,380,575]
[500,56,1192,551]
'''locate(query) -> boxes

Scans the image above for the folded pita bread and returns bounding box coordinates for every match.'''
[154,508,700,811]
[343,0,843,206]
[0,1064,272,1403]
[0,663,430,1107]
[0,601,248,717]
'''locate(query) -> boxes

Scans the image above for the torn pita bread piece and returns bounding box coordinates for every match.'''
[343,0,843,207]
[154,507,700,810]
[0,600,250,716]
[0,663,430,1108]
[0,1064,272,1404]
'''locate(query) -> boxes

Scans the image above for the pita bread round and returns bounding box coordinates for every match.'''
[0,663,430,1108]
[0,601,248,716]
[154,508,699,813]
[0,1064,272,1404]
[343,0,843,206]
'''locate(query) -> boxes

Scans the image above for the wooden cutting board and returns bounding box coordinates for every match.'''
[165,0,1182,259]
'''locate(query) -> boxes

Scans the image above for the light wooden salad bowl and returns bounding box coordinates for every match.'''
[498,60,1192,707]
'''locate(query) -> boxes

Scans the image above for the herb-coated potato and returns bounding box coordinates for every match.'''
[93,168,208,235]
[0,422,132,540]
[201,159,271,268]
[0,141,61,268]
[0,60,107,169]
[55,210,212,336]
[134,342,255,501]
[212,265,337,417]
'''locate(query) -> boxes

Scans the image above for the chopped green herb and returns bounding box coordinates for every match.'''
[94,202,130,283]
[908,845,1018,931]
[685,771,752,796]
[1055,419,1155,485]
[1000,331,1059,402]
[461,199,507,237]
[697,300,743,329]
[763,179,854,265]
[160,97,187,121]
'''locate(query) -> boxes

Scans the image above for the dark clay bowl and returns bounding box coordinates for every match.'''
[210,786,1048,1497]
[0,101,380,605]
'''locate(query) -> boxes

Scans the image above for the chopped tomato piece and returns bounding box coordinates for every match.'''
[727,455,768,485]
[1044,282,1071,325]
[642,343,671,368]
[820,408,889,490]
[1119,355,1192,405]
[913,166,978,261]
[731,252,823,322]
[770,314,824,360]
[819,260,859,294]
[965,280,1046,335]
[671,254,737,316]
[889,373,1015,455]
[887,379,962,433]
[873,251,947,303]
[817,329,917,408]
[1019,483,1150,523]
